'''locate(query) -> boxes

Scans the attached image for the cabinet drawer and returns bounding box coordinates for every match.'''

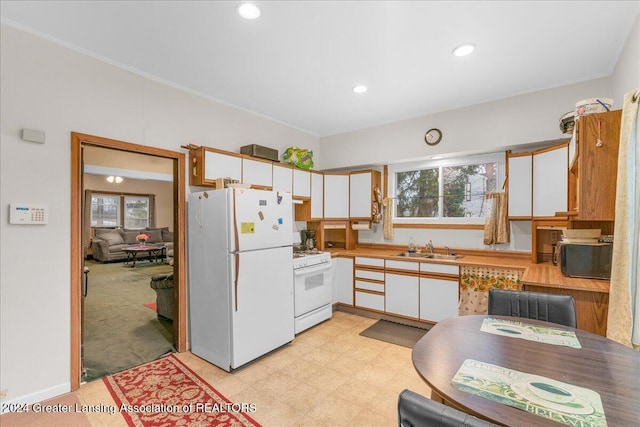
[355,269,385,282]
[355,280,384,293]
[385,260,419,272]
[420,263,459,276]
[355,257,385,268]
[355,291,384,311]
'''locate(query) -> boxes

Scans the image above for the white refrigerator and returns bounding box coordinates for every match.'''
[188,189,294,371]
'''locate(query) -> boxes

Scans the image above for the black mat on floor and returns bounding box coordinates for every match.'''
[359,320,431,348]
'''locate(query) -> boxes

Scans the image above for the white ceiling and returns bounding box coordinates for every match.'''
[2,1,638,137]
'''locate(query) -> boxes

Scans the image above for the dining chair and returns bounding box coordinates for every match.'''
[487,289,577,328]
[398,389,499,427]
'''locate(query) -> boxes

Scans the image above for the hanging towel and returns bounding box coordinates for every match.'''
[483,192,509,245]
[382,197,394,239]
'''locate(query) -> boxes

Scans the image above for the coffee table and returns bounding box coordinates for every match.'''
[123,245,165,267]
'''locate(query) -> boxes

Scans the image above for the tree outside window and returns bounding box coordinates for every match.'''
[394,158,498,219]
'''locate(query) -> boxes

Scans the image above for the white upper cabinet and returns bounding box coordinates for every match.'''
[324,174,350,218]
[310,171,324,219]
[242,158,272,188]
[507,154,533,218]
[532,145,568,217]
[349,171,373,219]
[293,169,311,198]
[203,150,242,182]
[272,164,293,193]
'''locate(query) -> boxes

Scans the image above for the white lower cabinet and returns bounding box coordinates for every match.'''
[355,291,384,311]
[333,257,354,305]
[419,277,459,322]
[385,273,419,318]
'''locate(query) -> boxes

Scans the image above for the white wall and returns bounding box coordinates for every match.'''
[612,13,640,102]
[0,25,318,406]
[320,77,613,170]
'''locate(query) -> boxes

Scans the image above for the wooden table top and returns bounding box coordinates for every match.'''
[412,315,640,426]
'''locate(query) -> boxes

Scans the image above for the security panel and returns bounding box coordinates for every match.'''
[9,203,48,224]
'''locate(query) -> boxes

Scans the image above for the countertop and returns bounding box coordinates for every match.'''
[327,247,610,294]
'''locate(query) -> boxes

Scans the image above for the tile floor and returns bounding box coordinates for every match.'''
[5,311,432,426]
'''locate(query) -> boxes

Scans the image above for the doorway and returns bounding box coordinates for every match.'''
[70,132,186,390]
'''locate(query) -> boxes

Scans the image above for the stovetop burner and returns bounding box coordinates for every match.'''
[293,248,321,257]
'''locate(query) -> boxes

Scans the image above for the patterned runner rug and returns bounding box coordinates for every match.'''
[103,354,261,426]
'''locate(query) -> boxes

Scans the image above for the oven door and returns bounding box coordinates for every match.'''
[293,262,333,317]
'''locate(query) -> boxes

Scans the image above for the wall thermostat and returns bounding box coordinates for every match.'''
[9,203,49,224]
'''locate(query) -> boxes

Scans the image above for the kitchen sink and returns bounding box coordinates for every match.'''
[394,252,464,260]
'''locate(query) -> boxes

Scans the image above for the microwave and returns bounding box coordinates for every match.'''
[560,243,613,279]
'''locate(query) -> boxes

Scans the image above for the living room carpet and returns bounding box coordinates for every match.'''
[103,354,261,427]
[360,319,431,348]
[83,260,173,382]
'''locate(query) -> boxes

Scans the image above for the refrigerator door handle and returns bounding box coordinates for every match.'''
[234,253,240,311]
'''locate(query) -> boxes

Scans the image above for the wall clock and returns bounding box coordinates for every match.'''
[424,128,442,146]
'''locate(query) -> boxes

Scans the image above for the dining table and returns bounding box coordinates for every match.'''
[412,315,640,427]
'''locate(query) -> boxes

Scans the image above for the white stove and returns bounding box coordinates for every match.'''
[292,249,333,334]
[292,250,332,269]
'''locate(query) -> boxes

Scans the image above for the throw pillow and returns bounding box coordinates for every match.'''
[123,231,139,245]
[162,230,174,242]
[100,230,124,246]
[145,229,163,243]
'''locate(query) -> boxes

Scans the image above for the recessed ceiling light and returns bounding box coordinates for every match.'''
[452,44,475,57]
[430,155,444,160]
[352,85,367,94]
[237,3,261,20]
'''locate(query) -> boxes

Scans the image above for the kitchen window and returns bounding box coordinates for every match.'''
[90,193,153,229]
[389,153,504,223]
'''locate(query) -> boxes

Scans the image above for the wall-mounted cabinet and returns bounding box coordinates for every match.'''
[272,163,293,193]
[324,173,350,219]
[532,143,568,217]
[349,170,382,220]
[189,146,243,187]
[507,152,533,219]
[310,171,324,219]
[242,157,272,189]
[293,169,311,199]
[568,110,621,221]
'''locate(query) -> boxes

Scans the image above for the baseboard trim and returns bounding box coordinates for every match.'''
[1,382,71,414]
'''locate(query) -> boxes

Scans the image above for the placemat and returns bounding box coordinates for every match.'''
[451,359,606,427]
[481,317,581,348]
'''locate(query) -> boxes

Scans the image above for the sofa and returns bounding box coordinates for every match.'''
[91,227,174,263]
[149,273,174,320]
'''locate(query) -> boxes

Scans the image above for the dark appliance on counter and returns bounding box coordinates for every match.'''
[560,243,613,279]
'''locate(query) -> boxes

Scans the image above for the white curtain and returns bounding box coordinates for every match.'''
[607,89,640,349]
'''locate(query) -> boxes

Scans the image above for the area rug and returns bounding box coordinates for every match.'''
[360,319,430,348]
[103,354,261,427]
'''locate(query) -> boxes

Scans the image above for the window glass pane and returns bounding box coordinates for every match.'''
[443,162,497,217]
[91,195,119,226]
[124,196,149,229]
[395,168,439,218]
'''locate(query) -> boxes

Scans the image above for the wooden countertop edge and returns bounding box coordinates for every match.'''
[327,247,610,294]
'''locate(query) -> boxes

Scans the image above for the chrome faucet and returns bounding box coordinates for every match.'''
[426,240,434,255]
[444,246,450,256]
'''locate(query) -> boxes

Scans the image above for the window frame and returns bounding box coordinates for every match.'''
[388,152,505,225]
[90,191,152,230]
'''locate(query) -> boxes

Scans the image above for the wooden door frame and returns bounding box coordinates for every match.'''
[70,132,187,390]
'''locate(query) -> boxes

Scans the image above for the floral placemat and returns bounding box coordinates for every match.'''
[451,359,607,427]
[481,317,581,348]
